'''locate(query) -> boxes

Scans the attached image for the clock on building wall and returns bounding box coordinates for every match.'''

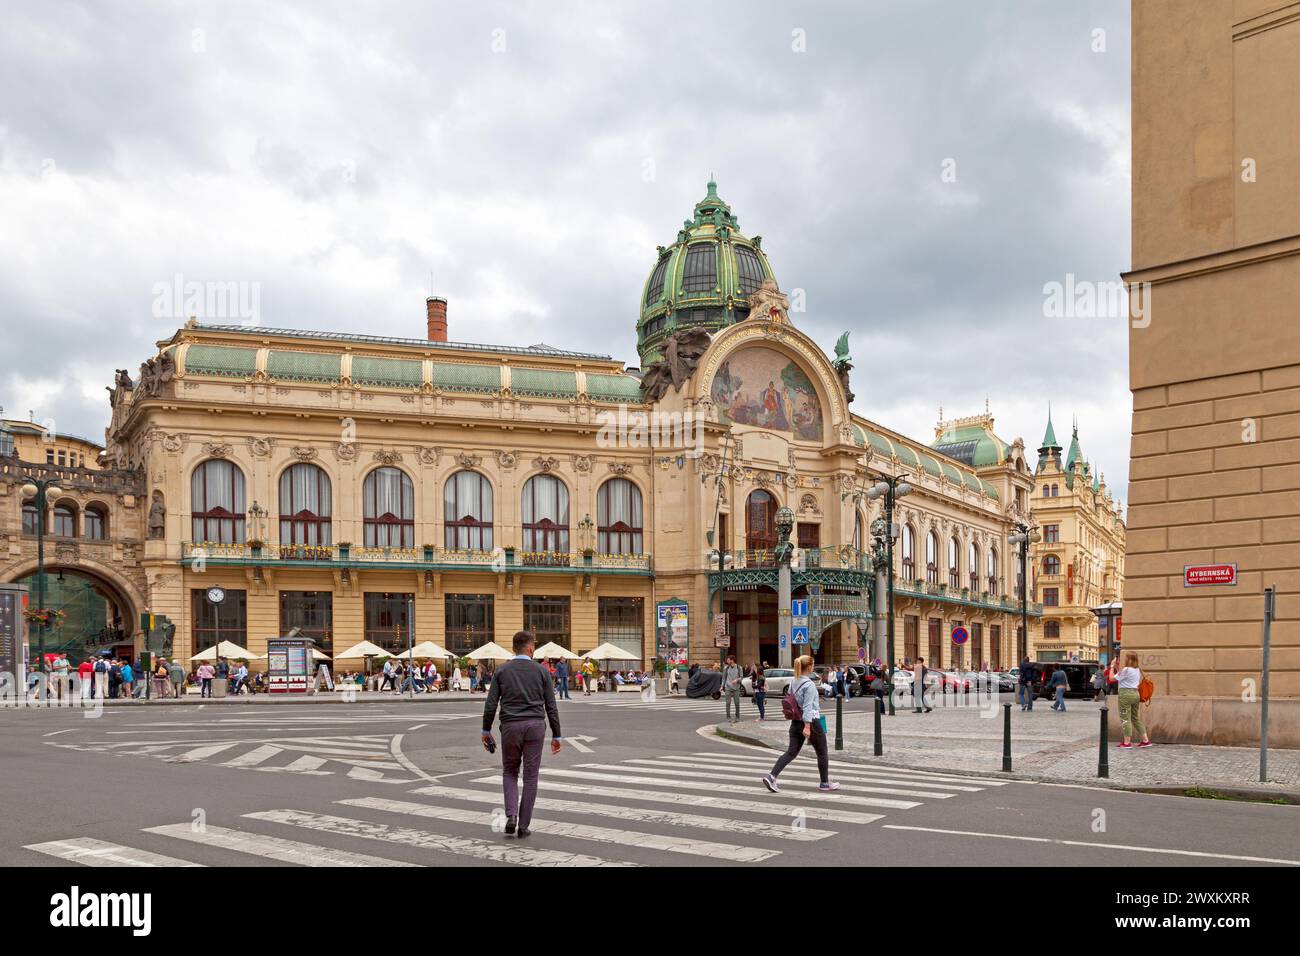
[206,586,226,606]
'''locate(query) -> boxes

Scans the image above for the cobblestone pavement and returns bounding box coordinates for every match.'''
[718,694,1300,793]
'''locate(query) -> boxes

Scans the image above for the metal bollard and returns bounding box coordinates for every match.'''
[873,698,883,756]
[835,692,844,751]
[1098,705,1109,779]
[1002,702,1012,772]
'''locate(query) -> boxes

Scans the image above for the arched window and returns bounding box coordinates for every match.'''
[645,257,670,305]
[1044,620,1061,640]
[1051,484,1059,497]
[1043,554,1061,575]
[191,460,246,543]
[926,530,939,584]
[279,463,332,546]
[682,242,716,293]
[362,467,414,548]
[735,245,765,294]
[902,525,916,580]
[948,536,961,588]
[22,502,40,536]
[969,541,980,591]
[85,504,107,540]
[853,512,863,552]
[522,474,569,553]
[745,490,778,562]
[52,501,77,537]
[444,471,493,551]
[597,478,643,555]
[987,545,998,595]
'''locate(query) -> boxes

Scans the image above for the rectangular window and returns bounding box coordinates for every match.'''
[1042,588,1059,607]
[524,595,571,649]
[717,511,728,553]
[681,242,716,293]
[445,594,493,654]
[904,615,919,663]
[363,592,413,653]
[927,617,942,666]
[57,451,66,466]
[46,449,54,464]
[1044,524,1060,543]
[990,625,1002,670]
[598,596,644,665]
[971,622,983,669]
[192,588,247,653]
[279,591,334,654]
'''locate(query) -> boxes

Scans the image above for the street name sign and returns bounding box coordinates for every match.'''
[1183,563,1237,587]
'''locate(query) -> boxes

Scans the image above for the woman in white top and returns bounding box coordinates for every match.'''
[1116,652,1151,748]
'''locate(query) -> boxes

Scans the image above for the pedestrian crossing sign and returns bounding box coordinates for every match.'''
[792,626,809,645]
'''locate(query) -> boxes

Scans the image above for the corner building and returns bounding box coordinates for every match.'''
[3,183,1042,669]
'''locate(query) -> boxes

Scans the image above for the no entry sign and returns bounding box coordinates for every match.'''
[1184,563,1238,587]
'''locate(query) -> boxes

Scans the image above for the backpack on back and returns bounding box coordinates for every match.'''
[781,680,805,720]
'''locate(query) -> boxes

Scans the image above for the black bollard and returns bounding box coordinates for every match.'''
[835,691,844,751]
[1002,702,1012,772]
[1098,705,1109,778]
[873,698,883,756]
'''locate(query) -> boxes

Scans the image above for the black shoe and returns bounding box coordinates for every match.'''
[516,826,531,838]
[924,707,933,713]
[504,816,517,835]
[913,708,923,713]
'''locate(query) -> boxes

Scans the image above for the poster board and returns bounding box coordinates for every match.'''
[0,584,27,698]
[656,599,689,665]
[267,637,314,693]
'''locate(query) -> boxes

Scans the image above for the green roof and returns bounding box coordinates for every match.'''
[511,367,577,399]
[352,355,422,388]
[185,344,258,378]
[1041,408,1059,449]
[267,350,341,383]
[587,373,644,403]
[432,362,499,394]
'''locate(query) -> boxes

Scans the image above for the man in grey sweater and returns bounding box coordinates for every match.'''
[482,631,563,838]
[722,655,744,724]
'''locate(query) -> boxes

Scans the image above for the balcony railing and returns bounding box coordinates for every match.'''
[180,542,652,573]
[708,546,871,572]
[892,577,1043,616]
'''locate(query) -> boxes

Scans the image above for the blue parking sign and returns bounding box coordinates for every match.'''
[779,634,788,649]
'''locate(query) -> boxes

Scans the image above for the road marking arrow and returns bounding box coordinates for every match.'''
[566,735,598,754]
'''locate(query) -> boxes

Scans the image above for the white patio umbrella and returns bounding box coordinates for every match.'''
[334,640,389,660]
[395,641,454,660]
[466,641,513,661]
[580,642,640,662]
[189,640,256,661]
[532,641,579,660]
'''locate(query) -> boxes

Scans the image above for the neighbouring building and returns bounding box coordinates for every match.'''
[1124,1,1300,745]
[1030,411,1126,662]
[2,182,1043,670]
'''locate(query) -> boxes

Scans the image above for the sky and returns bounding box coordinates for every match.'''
[0,0,1133,504]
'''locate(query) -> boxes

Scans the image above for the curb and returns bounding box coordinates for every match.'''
[16,692,484,709]
[711,725,1300,803]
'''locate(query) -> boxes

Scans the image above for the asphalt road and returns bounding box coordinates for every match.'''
[2,693,1298,869]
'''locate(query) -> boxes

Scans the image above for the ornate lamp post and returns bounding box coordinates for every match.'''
[1007,520,1041,664]
[774,505,795,669]
[860,474,911,715]
[19,476,64,679]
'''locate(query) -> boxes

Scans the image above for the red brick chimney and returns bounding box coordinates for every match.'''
[426,296,448,342]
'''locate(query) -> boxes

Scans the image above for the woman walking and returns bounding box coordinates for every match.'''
[762,655,840,793]
[750,662,767,720]
[1116,652,1152,749]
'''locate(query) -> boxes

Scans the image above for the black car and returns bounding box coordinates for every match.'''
[1035,661,1103,700]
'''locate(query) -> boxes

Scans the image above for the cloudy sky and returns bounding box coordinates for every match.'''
[0,0,1132,502]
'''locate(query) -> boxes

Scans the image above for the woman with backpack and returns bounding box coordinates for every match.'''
[761,655,840,793]
[1116,652,1152,749]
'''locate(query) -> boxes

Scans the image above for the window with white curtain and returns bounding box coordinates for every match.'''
[988,545,999,595]
[362,466,414,548]
[444,471,493,551]
[596,478,643,554]
[926,530,938,584]
[969,541,980,591]
[948,536,961,588]
[191,459,246,543]
[902,525,916,579]
[522,474,569,553]
[279,463,332,546]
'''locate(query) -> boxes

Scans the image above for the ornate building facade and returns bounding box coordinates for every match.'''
[2,182,1043,669]
[1029,412,1126,662]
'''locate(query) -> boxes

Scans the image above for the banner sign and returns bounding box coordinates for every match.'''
[657,600,689,664]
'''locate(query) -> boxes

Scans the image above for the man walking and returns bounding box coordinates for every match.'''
[481,631,563,838]
[555,659,571,700]
[721,654,744,724]
[1018,657,1037,711]
[1048,666,1069,712]
[911,656,933,713]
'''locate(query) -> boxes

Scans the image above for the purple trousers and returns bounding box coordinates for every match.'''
[500,719,546,828]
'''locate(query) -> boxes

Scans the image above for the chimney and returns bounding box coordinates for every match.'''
[426,296,448,342]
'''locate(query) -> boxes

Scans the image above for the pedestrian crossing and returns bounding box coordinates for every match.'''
[48,733,428,783]
[565,693,770,716]
[23,746,1008,868]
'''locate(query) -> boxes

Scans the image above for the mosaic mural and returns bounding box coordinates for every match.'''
[709,346,823,441]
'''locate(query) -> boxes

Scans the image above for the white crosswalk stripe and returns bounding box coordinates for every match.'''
[28,746,999,868]
[49,734,423,782]
[24,837,202,867]
[565,695,752,715]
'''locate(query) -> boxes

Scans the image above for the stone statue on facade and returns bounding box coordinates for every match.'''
[831,331,855,404]
[136,351,176,398]
[147,492,166,540]
[639,327,712,402]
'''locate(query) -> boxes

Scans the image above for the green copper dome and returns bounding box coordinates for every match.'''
[637,180,777,365]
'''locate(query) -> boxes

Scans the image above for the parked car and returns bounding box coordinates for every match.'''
[741,667,795,697]
[1035,661,1103,700]
[934,670,971,693]
[995,671,1018,693]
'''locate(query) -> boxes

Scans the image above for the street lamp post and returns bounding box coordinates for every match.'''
[847,473,912,715]
[1007,520,1041,664]
[704,434,736,668]
[19,476,64,683]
